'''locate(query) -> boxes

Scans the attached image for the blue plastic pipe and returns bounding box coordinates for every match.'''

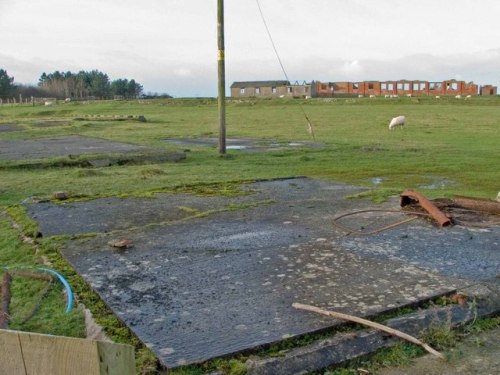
[38,267,74,314]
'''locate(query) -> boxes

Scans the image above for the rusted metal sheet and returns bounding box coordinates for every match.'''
[400,190,452,227]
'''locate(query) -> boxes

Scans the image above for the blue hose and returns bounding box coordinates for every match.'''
[37,267,74,314]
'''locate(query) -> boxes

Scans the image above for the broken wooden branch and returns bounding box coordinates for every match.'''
[292,302,445,360]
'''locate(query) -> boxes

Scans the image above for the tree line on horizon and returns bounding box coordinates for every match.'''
[0,68,152,100]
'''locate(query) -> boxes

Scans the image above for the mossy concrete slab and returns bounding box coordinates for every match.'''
[26,178,500,368]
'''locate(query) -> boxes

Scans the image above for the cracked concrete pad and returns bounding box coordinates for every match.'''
[26,178,500,368]
[62,230,463,368]
[0,135,146,160]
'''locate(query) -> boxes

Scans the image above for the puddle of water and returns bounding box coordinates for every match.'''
[226,145,248,150]
[418,178,457,190]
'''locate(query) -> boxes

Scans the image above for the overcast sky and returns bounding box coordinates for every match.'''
[1,0,499,97]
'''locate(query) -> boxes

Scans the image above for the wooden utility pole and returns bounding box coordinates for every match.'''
[217,0,226,154]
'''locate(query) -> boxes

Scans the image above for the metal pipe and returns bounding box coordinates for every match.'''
[400,190,452,227]
[452,196,500,215]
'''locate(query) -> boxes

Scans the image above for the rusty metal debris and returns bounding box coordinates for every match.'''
[400,190,452,227]
[334,191,499,236]
[332,209,426,236]
[0,272,12,329]
[0,271,56,327]
[452,196,500,215]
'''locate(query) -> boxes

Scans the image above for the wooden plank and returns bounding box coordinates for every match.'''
[0,329,135,375]
[97,340,136,375]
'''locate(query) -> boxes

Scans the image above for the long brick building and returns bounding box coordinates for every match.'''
[230,79,497,98]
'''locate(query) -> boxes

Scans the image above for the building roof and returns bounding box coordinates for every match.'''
[230,80,290,88]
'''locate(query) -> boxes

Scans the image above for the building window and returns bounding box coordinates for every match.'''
[368,83,374,90]
[255,87,260,95]
[388,83,394,90]
[287,87,293,93]
[305,87,309,93]
[404,83,410,90]
[413,82,420,91]
[353,83,359,90]
[397,83,403,90]
[381,83,387,90]
[240,88,245,94]
[420,82,426,90]
[430,82,442,90]
[272,87,276,94]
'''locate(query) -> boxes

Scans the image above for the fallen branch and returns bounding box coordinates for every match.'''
[292,302,445,360]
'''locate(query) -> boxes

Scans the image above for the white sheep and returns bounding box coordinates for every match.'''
[455,94,462,99]
[496,191,500,202]
[369,94,376,98]
[389,115,405,130]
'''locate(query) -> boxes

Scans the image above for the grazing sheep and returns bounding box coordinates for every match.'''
[435,96,441,99]
[455,94,462,99]
[384,94,391,98]
[406,93,412,97]
[369,94,376,98]
[389,115,405,130]
[358,94,364,98]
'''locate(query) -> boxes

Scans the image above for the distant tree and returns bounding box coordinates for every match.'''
[37,70,143,99]
[110,78,129,97]
[88,70,110,98]
[0,69,16,97]
[14,83,47,98]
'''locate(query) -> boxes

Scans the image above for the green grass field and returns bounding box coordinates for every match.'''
[0,96,499,372]
[1,96,499,205]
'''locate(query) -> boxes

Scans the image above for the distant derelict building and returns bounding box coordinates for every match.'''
[230,80,312,99]
[231,79,497,98]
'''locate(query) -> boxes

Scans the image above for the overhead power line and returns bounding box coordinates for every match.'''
[254,0,316,140]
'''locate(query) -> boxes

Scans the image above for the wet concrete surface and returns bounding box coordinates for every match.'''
[26,178,500,368]
[0,135,146,160]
